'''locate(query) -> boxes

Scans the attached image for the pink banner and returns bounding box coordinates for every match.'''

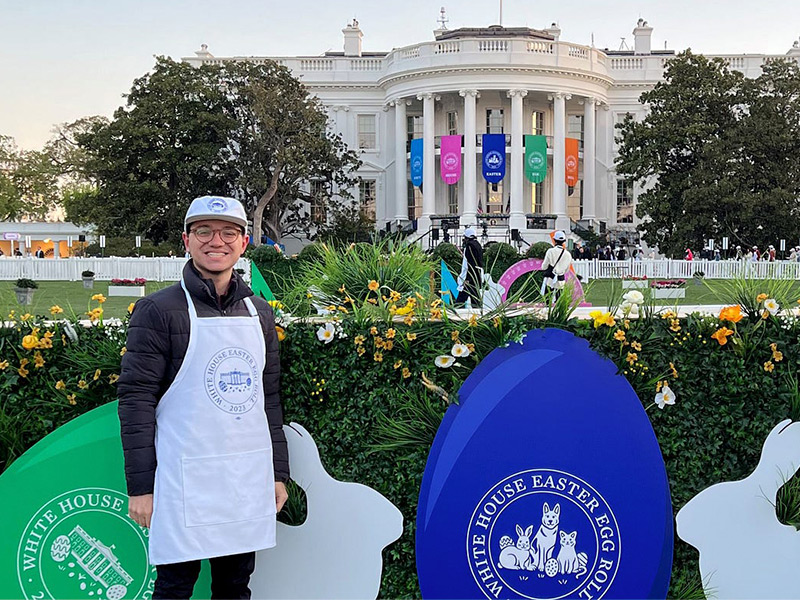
[440,135,462,185]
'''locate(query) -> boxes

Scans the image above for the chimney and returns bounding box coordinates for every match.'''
[633,18,653,54]
[343,19,363,57]
[544,22,561,42]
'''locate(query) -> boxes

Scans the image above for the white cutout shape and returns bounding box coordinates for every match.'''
[676,419,800,599]
[250,422,404,599]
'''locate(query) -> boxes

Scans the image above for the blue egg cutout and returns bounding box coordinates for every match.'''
[416,328,673,599]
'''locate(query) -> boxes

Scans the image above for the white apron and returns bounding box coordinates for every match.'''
[148,281,276,565]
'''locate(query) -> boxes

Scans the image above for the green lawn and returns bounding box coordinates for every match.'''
[0,281,173,320]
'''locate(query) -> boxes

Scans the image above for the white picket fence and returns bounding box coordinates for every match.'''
[0,257,250,282]
[572,259,800,281]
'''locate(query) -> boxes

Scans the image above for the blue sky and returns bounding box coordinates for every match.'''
[2,0,799,150]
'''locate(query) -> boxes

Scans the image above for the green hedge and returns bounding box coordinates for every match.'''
[2,296,799,598]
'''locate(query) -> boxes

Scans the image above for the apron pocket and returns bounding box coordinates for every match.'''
[182,448,275,527]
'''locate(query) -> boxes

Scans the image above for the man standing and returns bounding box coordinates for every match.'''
[456,227,484,308]
[118,196,289,599]
[541,230,573,300]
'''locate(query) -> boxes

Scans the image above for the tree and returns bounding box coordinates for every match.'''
[0,135,59,220]
[73,57,236,244]
[220,61,361,244]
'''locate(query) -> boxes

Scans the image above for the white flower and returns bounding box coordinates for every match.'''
[621,301,639,316]
[316,322,335,344]
[764,298,780,315]
[655,385,676,410]
[622,290,645,305]
[451,343,470,358]
[435,355,456,368]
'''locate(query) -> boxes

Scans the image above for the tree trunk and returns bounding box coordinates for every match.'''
[251,162,283,246]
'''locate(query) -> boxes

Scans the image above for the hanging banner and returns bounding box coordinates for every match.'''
[410,138,424,187]
[565,137,579,187]
[440,135,462,185]
[524,135,547,184]
[481,134,506,184]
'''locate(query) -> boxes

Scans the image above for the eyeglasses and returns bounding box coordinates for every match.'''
[190,226,243,243]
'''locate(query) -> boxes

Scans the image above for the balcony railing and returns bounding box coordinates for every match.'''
[405,135,584,152]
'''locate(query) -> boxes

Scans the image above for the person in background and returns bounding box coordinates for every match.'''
[714,249,721,261]
[456,227,484,308]
[35,246,45,258]
[540,230,573,302]
[788,247,798,262]
[735,246,744,261]
[768,245,776,262]
[685,248,694,261]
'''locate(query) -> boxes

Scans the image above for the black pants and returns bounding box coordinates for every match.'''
[153,551,255,599]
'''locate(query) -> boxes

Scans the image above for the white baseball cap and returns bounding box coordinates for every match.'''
[553,230,567,242]
[464,227,477,238]
[185,196,248,230]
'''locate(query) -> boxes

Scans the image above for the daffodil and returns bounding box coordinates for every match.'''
[764,298,779,315]
[451,343,470,358]
[435,355,456,368]
[655,384,676,409]
[316,322,336,344]
[128,302,136,313]
[589,310,615,329]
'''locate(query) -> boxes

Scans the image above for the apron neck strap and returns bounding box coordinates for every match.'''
[243,297,258,318]
[180,277,259,319]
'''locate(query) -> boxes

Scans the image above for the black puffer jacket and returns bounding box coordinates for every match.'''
[118,261,288,496]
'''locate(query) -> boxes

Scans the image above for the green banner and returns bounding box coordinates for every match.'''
[251,262,276,301]
[524,135,548,184]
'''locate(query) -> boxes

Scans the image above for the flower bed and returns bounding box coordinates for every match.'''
[622,279,649,289]
[108,278,146,297]
[650,279,686,289]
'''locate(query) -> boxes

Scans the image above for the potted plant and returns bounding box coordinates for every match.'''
[14,278,38,305]
[650,279,687,299]
[81,270,95,289]
[692,270,705,286]
[108,277,147,297]
[622,275,649,289]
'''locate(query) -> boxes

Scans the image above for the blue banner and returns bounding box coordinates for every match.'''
[440,259,459,305]
[410,138,423,187]
[482,134,506,184]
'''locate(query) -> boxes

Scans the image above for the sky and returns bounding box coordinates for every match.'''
[2,0,799,151]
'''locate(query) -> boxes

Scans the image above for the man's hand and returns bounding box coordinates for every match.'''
[275,481,288,513]
[128,494,154,528]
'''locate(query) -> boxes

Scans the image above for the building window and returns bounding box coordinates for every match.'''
[447,111,459,136]
[448,184,458,214]
[486,182,505,213]
[568,114,584,144]
[407,115,423,145]
[407,181,422,220]
[531,111,544,136]
[486,109,504,134]
[309,180,328,223]
[531,181,543,213]
[360,179,376,220]
[357,114,377,149]
[616,179,634,223]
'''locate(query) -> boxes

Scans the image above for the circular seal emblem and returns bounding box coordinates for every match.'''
[16,488,156,600]
[206,197,228,213]
[485,150,503,170]
[443,152,459,169]
[412,156,422,170]
[467,469,621,600]
[205,346,260,414]
[566,156,577,170]
[528,151,544,168]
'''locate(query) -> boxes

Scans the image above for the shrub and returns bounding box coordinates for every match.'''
[526,241,552,260]
[430,242,462,274]
[14,278,38,289]
[483,242,520,280]
[297,242,326,263]
[81,270,95,278]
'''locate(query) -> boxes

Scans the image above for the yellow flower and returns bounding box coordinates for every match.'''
[128,302,136,313]
[22,335,39,350]
[386,328,396,339]
[0,360,9,370]
[275,325,286,342]
[384,340,394,351]
[78,380,88,389]
[589,310,615,329]
[67,394,77,405]
[467,343,475,353]
[773,350,784,362]
[493,317,502,328]
[108,374,119,384]
[34,352,45,368]
[402,367,411,379]
[762,310,770,320]
[356,346,366,356]
[403,315,415,326]
[366,298,377,305]
[451,330,460,341]
[374,352,383,363]
[21,313,32,321]
[711,327,735,345]
[93,368,101,381]
[757,293,768,303]
[55,380,66,390]
[86,307,103,322]
[368,280,379,292]
[49,305,64,316]
[430,308,442,320]
[394,360,403,369]
[370,326,378,336]
[764,361,775,373]
[406,332,417,341]
[374,337,384,349]
[631,341,642,351]
[395,304,413,316]
[719,305,743,323]
[120,347,127,356]
[661,310,677,320]
[18,365,29,378]
[37,336,53,349]
[626,352,638,365]
[267,300,284,310]
[354,335,366,346]
[468,314,478,327]
[614,330,626,342]
[7,310,15,320]
[390,290,401,302]
[670,362,679,379]
[91,294,107,304]
[670,319,681,332]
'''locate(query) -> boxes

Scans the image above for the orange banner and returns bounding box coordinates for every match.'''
[565,137,579,186]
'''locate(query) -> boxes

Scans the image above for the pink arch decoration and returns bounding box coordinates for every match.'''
[498,258,586,304]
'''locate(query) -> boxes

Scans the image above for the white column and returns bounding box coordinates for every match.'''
[508,89,528,231]
[418,93,436,233]
[460,89,479,227]
[549,92,571,231]
[393,99,409,222]
[582,97,597,225]
[53,240,61,259]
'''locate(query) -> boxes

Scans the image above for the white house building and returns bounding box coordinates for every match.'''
[184,16,800,246]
